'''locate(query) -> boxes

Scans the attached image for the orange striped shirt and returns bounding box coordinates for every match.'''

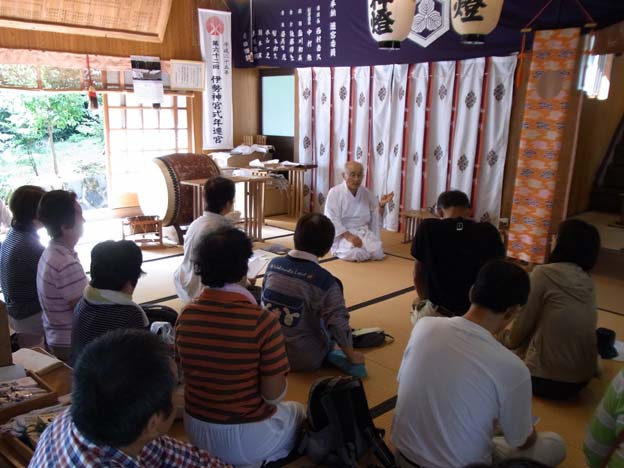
[176,289,290,424]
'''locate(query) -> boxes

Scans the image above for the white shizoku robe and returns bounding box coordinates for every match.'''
[324,181,384,262]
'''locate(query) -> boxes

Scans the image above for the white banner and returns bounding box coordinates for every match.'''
[425,60,455,210]
[332,67,351,187]
[371,65,394,205]
[198,9,233,150]
[297,68,313,211]
[352,66,371,181]
[404,63,429,211]
[475,56,517,226]
[313,67,332,211]
[385,64,409,231]
[449,58,485,198]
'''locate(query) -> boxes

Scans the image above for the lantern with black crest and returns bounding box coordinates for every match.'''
[450,0,504,45]
[368,0,418,49]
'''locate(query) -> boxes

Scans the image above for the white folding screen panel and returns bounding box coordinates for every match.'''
[313,67,332,211]
[404,63,429,212]
[475,56,517,226]
[332,67,351,188]
[351,66,371,179]
[449,58,485,198]
[370,65,394,205]
[384,64,409,231]
[425,61,455,210]
[297,68,313,212]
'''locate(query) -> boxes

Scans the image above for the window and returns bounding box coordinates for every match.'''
[261,75,295,137]
[259,69,295,161]
[103,94,192,199]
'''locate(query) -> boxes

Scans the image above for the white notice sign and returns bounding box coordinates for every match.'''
[170,60,206,91]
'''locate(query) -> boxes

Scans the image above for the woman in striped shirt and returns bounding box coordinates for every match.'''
[176,228,304,467]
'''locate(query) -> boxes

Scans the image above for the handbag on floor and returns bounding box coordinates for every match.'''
[352,327,394,348]
[298,376,397,468]
[141,304,178,326]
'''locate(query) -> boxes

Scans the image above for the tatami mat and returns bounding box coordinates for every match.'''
[324,256,413,308]
[594,273,624,315]
[133,256,181,304]
[349,293,414,373]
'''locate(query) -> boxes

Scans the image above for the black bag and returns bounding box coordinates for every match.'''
[298,376,397,468]
[141,304,178,326]
[352,327,394,348]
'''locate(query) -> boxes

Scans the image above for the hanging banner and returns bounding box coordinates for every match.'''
[198,9,233,150]
[425,61,455,210]
[224,0,584,68]
[508,29,580,264]
[385,63,409,231]
[404,63,428,211]
[370,65,394,205]
[297,68,313,211]
[313,67,332,212]
[332,67,350,188]
[351,66,371,179]
[475,56,517,227]
[449,58,485,197]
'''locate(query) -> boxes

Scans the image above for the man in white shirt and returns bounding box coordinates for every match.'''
[392,260,566,468]
[174,177,235,303]
[324,161,393,262]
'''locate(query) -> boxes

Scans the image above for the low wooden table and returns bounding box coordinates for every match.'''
[181,175,271,241]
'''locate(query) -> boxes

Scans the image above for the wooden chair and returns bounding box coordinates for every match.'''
[400,209,436,244]
[122,215,164,249]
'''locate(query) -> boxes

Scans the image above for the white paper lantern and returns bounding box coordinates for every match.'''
[369,0,417,49]
[450,0,504,44]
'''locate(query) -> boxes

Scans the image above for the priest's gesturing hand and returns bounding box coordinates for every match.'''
[379,192,394,214]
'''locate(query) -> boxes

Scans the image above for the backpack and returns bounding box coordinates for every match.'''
[298,376,397,468]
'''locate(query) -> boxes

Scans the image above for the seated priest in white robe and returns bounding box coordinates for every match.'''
[324,161,394,262]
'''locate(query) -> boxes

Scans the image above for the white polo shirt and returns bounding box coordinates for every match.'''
[391,316,533,468]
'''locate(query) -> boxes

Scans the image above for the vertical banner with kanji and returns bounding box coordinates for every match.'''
[198,9,233,150]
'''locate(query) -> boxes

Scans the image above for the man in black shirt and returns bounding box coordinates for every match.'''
[411,190,505,319]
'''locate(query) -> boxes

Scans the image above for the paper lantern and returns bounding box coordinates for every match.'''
[369,0,417,49]
[450,0,503,44]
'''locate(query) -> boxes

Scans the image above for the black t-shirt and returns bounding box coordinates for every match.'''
[411,217,505,315]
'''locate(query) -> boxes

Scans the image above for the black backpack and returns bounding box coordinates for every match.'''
[298,376,397,468]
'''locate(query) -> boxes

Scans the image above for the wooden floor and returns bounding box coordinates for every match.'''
[117,217,624,468]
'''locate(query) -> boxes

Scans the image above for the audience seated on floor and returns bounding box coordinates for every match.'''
[0,185,46,348]
[584,368,624,467]
[392,259,566,468]
[411,190,505,320]
[174,176,236,303]
[36,190,88,362]
[31,329,230,467]
[71,240,149,364]
[500,219,601,400]
[261,213,365,376]
[175,227,305,467]
[324,161,393,262]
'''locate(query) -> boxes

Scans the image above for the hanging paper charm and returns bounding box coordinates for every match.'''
[450,0,504,44]
[368,0,418,49]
